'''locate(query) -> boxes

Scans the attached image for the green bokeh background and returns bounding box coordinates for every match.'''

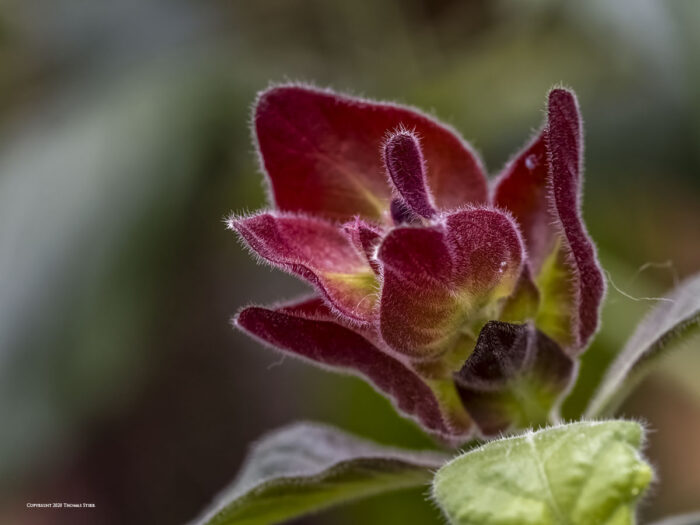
[0,1,698,524]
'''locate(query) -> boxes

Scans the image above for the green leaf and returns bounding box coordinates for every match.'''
[587,273,700,418]
[432,421,652,525]
[193,422,447,525]
[649,512,700,525]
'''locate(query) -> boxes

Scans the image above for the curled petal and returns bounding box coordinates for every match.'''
[384,131,436,219]
[230,212,377,322]
[454,321,576,436]
[493,88,605,352]
[236,297,473,439]
[255,85,488,222]
[547,89,606,350]
[342,217,383,274]
[378,208,524,360]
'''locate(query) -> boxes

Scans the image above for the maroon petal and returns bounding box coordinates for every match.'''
[493,88,605,352]
[547,89,606,350]
[454,321,576,437]
[235,298,472,439]
[342,217,383,275]
[378,208,524,360]
[384,131,437,219]
[492,133,552,269]
[254,85,488,222]
[230,212,378,322]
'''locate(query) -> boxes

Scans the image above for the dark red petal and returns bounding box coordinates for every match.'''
[236,300,472,439]
[378,226,456,357]
[255,85,488,222]
[378,208,524,360]
[384,131,436,219]
[492,133,552,269]
[231,212,377,322]
[454,321,576,437]
[492,88,605,352]
[445,209,524,294]
[547,89,606,349]
[342,218,383,275]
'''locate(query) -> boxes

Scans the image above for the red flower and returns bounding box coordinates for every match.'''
[230,85,605,441]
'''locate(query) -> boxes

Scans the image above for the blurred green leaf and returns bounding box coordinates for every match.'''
[587,273,700,417]
[432,421,652,525]
[194,422,446,525]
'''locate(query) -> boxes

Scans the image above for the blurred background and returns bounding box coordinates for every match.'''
[0,1,698,523]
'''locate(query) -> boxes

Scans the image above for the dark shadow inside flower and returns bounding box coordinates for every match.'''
[454,321,576,437]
